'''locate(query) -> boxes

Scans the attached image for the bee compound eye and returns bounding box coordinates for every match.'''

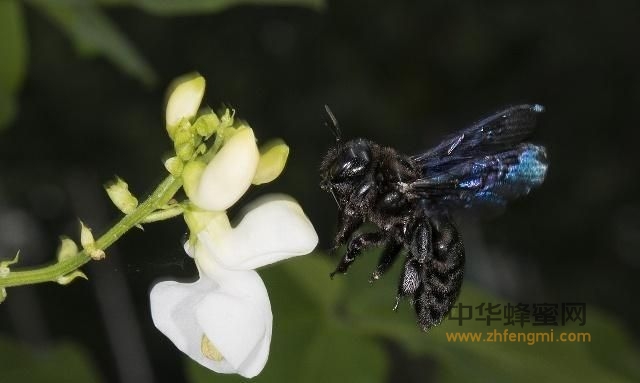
[351,141,371,164]
[330,141,372,181]
[333,158,367,180]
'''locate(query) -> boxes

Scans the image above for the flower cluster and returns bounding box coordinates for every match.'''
[149,74,318,378]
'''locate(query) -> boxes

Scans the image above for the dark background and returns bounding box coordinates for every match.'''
[1,1,639,382]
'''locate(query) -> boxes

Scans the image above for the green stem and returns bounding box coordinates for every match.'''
[0,174,183,288]
[142,205,184,223]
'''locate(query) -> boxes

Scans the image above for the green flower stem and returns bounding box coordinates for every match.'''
[0,175,183,288]
[142,205,185,223]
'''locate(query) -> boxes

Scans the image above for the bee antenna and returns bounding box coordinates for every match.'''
[329,185,340,207]
[324,104,342,143]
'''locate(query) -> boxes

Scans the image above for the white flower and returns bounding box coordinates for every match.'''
[150,245,272,378]
[151,107,318,377]
[150,198,317,377]
[153,75,317,377]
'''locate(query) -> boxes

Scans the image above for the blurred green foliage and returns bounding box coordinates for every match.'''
[0,0,325,129]
[97,0,325,15]
[30,1,157,86]
[0,0,27,130]
[189,252,640,383]
[0,336,101,383]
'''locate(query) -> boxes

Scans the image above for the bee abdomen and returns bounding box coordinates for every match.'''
[413,216,465,331]
[413,266,464,331]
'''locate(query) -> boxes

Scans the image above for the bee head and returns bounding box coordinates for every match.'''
[324,139,372,181]
[319,106,374,207]
[320,138,373,205]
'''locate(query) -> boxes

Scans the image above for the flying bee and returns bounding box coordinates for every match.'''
[319,104,548,331]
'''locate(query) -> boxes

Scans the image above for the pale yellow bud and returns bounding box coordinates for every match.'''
[252,139,289,185]
[57,237,79,261]
[165,73,205,138]
[79,221,105,260]
[164,156,184,176]
[105,177,139,214]
[79,221,95,249]
[193,112,220,137]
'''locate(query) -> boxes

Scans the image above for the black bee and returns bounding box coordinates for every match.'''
[320,104,548,331]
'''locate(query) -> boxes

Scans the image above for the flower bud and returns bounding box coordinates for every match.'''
[164,156,184,176]
[193,111,220,138]
[174,121,197,161]
[105,177,139,214]
[80,221,105,260]
[184,128,259,211]
[252,139,289,185]
[80,221,94,248]
[57,237,79,262]
[0,252,19,278]
[166,73,206,138]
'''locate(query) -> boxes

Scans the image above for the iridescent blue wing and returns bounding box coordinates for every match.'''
[412,104,545,173]
[410,105,548,209]
[410,144,548,209]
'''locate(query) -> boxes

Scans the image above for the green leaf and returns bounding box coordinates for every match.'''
[279,253,344,311]
[0,89,17,130]
[0,0,27,129]
[297,326,387,383]
[340,249,640,383]
[0,336,101,383]
[30,1,156,85]
[100,0,325,15]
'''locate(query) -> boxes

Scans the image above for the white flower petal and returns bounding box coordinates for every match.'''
[235,328,271,378]
[150,261,272,378]
[165,73,205,130]
[150,278,212,352]
[196,292,268,377]
[191,128,259,211]
[195,247,268,298]
[198,195,318,270]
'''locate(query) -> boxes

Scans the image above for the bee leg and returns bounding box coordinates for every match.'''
[332,205,363,250]
[413,215,465,331]
[330,232,385,278]
[410,215,433,264]
[369,241,402,283]
[332,176,376,249]
[392,217,433,310]
[394,258,421,311]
